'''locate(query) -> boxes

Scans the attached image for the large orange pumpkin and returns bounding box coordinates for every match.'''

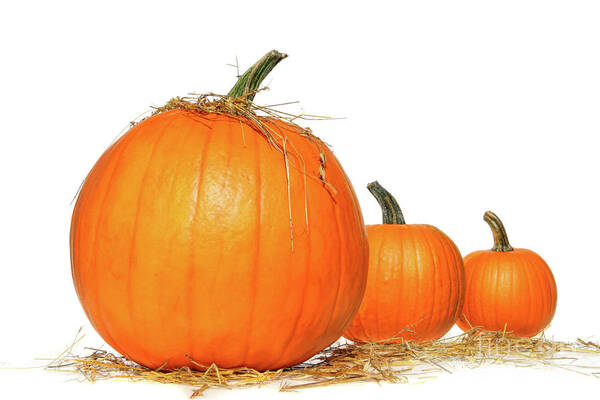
[457,211,557,337]
[344,182,465,343]
[70,51,369,371]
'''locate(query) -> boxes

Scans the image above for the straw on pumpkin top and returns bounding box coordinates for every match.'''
[69,50,369,373]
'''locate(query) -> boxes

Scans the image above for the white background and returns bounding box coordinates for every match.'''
[1,0,599,398]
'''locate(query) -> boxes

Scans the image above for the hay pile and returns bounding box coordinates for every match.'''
[45,329,600,397]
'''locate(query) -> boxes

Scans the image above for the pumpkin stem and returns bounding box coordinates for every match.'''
[367,181,405,225]
[483,211,514,252]
[227,50,288,101]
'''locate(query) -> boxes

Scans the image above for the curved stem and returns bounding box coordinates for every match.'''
[367,181,405,225]
[227,50,288,101]
[483,211,514,252]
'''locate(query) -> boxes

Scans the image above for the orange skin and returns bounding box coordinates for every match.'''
[457,249,557,337]
[70,109,369,371]
[344,223,465,343]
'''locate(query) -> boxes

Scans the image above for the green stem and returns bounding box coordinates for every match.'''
[367,181,405,225]
[483,211,514,252]
[227,50,288,101]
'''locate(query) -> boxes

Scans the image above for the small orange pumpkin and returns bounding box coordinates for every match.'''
[70,51,369,371]
[344,182,465,343]
[457,211,557,337]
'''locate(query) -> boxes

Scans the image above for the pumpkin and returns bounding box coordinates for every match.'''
[70,51,369,371]
[456,211,557,337]
[343,182,465,343]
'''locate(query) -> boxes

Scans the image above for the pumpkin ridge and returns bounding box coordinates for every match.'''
[395,230,408,338]
[402,229,417,339]
[440,231,464,334]
[84,144,126,351]
[187,117,216,364]
[158,118,197,365]
[484,256,496,328]
[412,229,423,338]
[478,257,491,330]
[279,140,326,361]
[488,257,500,331]
[241,118,263,366]
[126,118,178,365]
[426,229,441,339]
[438,232,453,329]
[71,142,119,310]
[89,123,155,360]
[80,138,129,300]
[376,227,390,341]
[507,256,517,333]
[207,121,236,364]
[532,257,548,334]
[530,254,553,334]
[484,255,496,328]
[475,257,490,330]
[515,255,528,334]
[515,255,527,334]
[533,259,548,328]
[420,228,439,339]
[457,242,466,319]
[513,254,527,333]
[499,255,512,331]
[319,176,345,345]
[277,221,310,362]
[502,255,514,331]
[536,256,553,329]
[543,258,558,327]
[429,228,443,339]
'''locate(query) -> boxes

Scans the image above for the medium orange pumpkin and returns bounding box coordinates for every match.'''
[70,51,369,371]
[457,211,557,337]
[344,182,465,343]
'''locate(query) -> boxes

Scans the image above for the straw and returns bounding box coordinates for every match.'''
[44,328,600,397]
